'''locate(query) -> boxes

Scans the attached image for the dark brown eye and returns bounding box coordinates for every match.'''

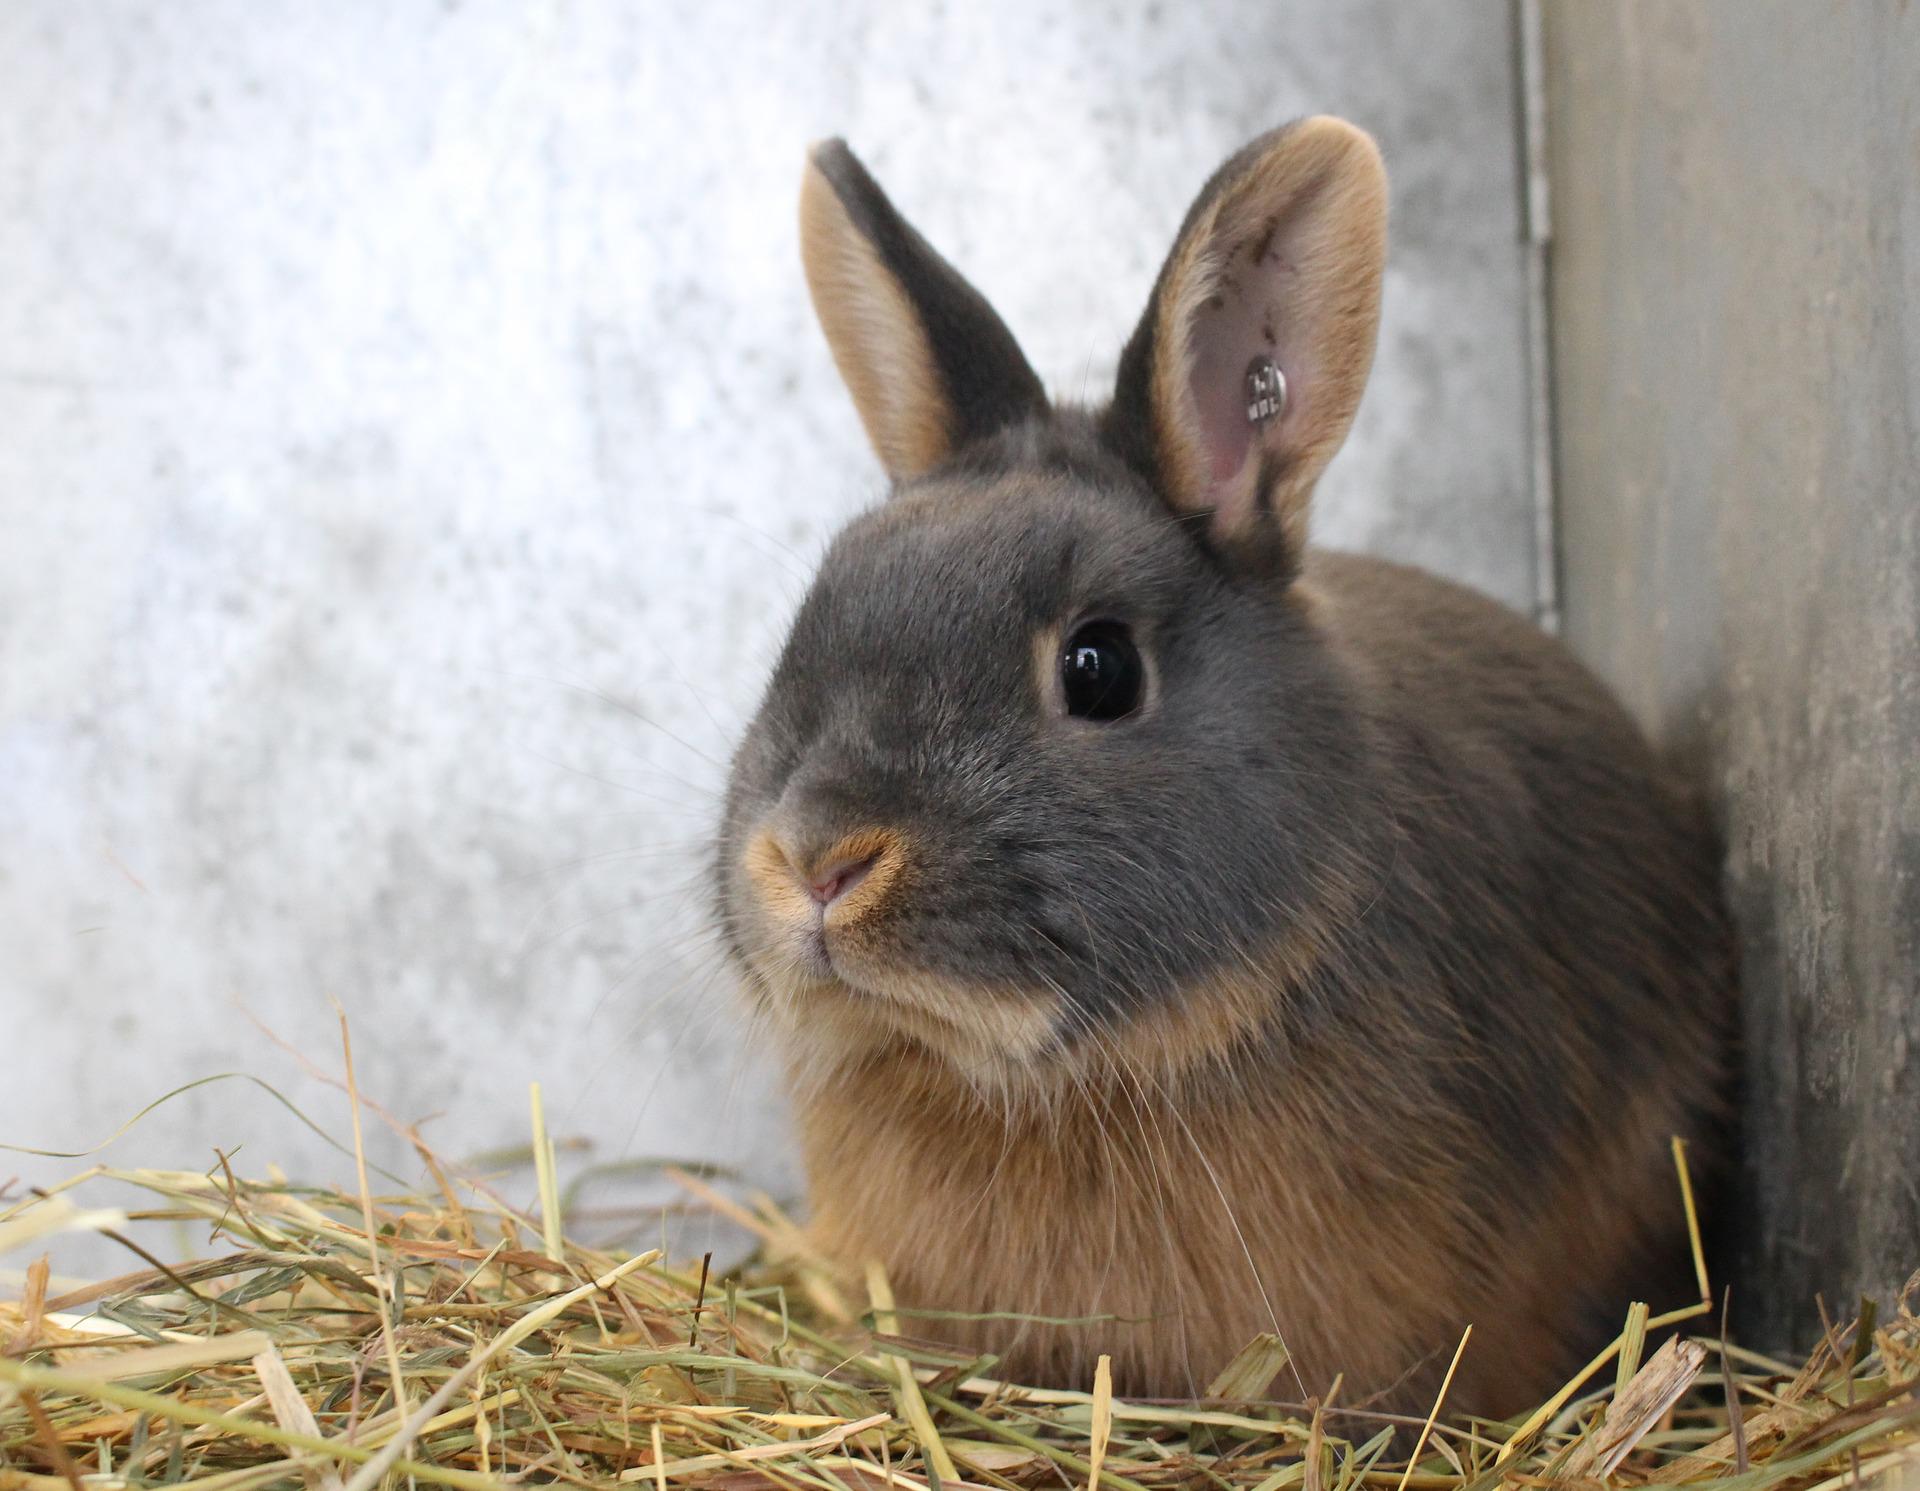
[1061,621,1143,721]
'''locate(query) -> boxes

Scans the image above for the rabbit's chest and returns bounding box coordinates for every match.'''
[794,1060,1469,1401]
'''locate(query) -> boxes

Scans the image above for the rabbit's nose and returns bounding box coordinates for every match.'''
[794,829,902,916]
[806,847,879,906]
[744,823,905,923]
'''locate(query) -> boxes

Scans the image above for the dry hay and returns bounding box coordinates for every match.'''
[2,1082,1915,1491]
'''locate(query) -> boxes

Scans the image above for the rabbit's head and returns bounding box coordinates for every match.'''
[717,119,1390,1098]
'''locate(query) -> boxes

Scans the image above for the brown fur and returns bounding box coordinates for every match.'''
[796,1020,1700,1417]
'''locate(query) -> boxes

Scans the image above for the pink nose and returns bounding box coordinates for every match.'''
[807,850,879,906]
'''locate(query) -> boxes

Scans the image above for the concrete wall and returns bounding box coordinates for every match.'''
[1,4,1537,1257]
[1544,2,1920,1345]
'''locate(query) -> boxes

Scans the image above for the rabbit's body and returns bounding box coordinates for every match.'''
[787,536,1725,1412]
[716,121,1733,1417]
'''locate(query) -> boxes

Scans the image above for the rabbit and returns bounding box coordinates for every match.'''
[712,117,1734,1418]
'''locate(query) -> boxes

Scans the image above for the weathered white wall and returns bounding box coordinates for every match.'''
[1,2,1535,1254]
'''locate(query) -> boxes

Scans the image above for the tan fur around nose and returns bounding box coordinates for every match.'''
[744,825,908,926]
[741,827,817,929]
[810,827,907,923]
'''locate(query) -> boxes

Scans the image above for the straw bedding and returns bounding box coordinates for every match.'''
[2,1084,1915,1491]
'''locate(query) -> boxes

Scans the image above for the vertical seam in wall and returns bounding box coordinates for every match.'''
[1515,0,1560,633]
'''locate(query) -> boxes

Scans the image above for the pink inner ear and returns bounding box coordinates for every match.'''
[1186,232,1300,491]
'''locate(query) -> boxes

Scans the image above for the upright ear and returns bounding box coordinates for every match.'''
[799,140,1049,483]
[1108,118,1387,576]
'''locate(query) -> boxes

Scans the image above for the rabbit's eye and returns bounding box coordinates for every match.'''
[1060,621,1144,722]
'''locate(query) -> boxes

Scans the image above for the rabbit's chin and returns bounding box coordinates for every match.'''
[741,948,1068,1102]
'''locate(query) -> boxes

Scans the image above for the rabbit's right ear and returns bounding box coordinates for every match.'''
[800,141,1049,483]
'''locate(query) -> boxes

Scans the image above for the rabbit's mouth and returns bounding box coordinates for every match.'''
[731,905,1065,1084]
[727,817,1077,1083]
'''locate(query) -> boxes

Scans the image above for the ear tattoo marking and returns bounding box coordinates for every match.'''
[1245,355,1287,427]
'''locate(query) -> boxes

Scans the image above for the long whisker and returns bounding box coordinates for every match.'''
[1127,1046,1311,1404]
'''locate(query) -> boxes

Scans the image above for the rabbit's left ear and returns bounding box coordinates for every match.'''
[1109,118,1387,576]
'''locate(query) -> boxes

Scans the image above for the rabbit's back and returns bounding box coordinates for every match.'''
[1309,545,1732,1330]
[1305,545,1730,1160]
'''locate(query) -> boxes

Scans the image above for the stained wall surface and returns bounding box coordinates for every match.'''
[1544,2,1920,1345]
[1,4,1536,1252]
